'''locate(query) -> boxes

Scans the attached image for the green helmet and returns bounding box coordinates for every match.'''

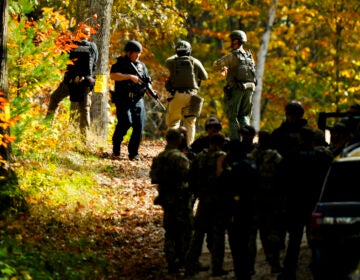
[230,30,247,43]
[124,40,142,52]
[176,40,192,55]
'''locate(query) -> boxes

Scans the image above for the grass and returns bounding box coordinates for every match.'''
[0,115,142,279]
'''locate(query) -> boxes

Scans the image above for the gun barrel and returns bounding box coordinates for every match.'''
[130,62,166,111]
[147,87,166,111]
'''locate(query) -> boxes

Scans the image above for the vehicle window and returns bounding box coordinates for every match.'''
[320,159,360,202]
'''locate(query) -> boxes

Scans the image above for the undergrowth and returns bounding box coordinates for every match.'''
[0,113,122,279]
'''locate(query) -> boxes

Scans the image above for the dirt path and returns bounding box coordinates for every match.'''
[189,234,314,280]
[114,140,314,280]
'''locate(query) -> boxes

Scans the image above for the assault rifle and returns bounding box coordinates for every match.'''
[130,62,166,111]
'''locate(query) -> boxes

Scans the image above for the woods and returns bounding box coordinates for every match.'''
[0,0,360,278]
[2,1,360,147]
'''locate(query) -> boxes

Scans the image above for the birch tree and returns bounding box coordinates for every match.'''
[252,0,278,131]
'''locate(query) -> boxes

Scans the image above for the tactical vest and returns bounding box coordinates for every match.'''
[230,50,256,83]
[169,56,198,89]
[255,149,282,178]
[193,149,226,197]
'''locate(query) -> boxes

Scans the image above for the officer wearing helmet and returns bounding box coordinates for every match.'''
[214,30,256,140]
[285,100,305,119]
[110,40,155,161]
[271,100,309,158]
[164,40,208,145]
[175,40,192,56]
[190,117,225,155]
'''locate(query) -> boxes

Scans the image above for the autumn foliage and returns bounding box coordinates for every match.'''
[1,0,360,277]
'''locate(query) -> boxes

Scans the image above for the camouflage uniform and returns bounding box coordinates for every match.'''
[248,136,285,273]
[186,134,227,276]
[214,46,256,140]
[220,139,259,280]
[150,140,192,273]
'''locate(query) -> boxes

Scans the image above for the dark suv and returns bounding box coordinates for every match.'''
[309,147,360,279]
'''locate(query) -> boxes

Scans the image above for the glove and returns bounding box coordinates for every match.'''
[86,76,95,86]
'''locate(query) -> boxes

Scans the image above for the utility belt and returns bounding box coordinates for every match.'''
[174,89,194,94]
[223,81,255,100]
[109,90,143,103]
[128,92,143,99]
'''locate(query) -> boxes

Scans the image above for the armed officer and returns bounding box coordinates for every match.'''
[214,30,256,140]
[165,40,208,145]
[110,40,154,161]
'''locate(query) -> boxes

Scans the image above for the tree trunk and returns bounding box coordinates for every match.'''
[0,0,10,161]
[90,0,113,141]
[252,0,278,131]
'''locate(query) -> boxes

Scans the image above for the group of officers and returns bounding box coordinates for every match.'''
[46,27,359,279]
[47,29,256,163]
[149,99,349,280]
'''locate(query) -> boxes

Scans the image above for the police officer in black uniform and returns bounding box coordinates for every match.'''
[110,40,153,161]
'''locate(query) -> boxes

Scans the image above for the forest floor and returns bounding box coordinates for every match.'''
[97,140,314,280]
[4,139,314,279]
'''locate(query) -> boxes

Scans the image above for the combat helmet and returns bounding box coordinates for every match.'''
[124,40,142,52]
[205,117,222,131]
[285,100,304,117]
[176,40,192,56]
[230,30,247,43]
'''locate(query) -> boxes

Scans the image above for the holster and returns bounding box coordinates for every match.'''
[188,94,204,117]
[223,84,232,99]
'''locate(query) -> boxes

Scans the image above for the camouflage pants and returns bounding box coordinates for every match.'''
[162,203,193,269]
[223,87,254,140]
[186,200,226,273]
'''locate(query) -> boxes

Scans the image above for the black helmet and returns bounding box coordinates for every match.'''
[176,40,192,56]
[285,101,304,117]
[239,125,256,136]
[166,128,182,141]
[230,30,247,43]
[205,117,222,131]
[124,40,142,52]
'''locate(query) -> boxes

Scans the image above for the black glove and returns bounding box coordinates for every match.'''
[223,85,232,99]
[85,76,95,87]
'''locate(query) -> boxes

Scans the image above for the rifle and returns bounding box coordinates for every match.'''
[130,62,166,111]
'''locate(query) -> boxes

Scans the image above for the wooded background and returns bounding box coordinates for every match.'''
[0,1,359,277]
[1,0,360,155]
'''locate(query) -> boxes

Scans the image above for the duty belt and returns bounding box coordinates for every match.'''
[128,92,142,99]
[176,90,192,94]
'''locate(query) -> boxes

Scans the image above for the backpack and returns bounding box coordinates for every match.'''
[66,41,95,102]
[67,40,94,79]
[190,148,225,199]
[231,50,256,83]
[150,148,189,206]
[168,56,198,90]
